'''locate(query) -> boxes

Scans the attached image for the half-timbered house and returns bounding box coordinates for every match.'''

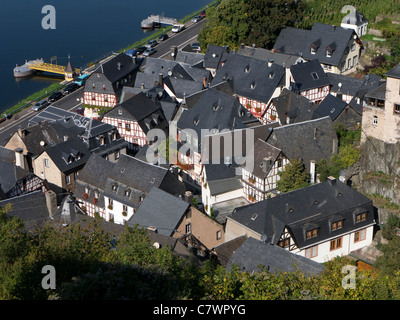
[225,178,377,263]
[83,53,138,118]
[241,139,289,203]
[210,53,286,123]
[101,92,168,151]
[290,59,331,104]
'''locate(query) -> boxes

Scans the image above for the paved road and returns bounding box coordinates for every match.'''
[0,19,207,146]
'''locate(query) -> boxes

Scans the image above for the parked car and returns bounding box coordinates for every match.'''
[158,33,169,41]
[48,91,63,103]
[32,99,50,111]
[172,25,184,33]
[143,48,156,57]
[192,16,203,22]
[76,107,84,115]
[145,39,158,48]
[200,10,206,18]
[126,48,137,57]
[62,83,79,95]
[135,46,147,55]
[191,42,202,52]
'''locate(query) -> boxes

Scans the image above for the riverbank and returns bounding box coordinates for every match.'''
[1,0,219,120]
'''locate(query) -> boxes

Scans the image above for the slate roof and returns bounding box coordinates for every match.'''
[1,191,51,232]
[312,94,348,121]
[385,62,400,79]
[44,137,91,174]
[271,88,315,124]
[244,139,282,179]
[290,59,331,91]
[204,45,231,70]
[104,92,168,135]
[273,23,361,67]
[237,44,304,68]
[266,116,338,171]
[211,53,286,103]
[75,153,115,207]
[103,154,185,209]
[0,160,33,197]
[341,10,368,26]
[226,237,325,275]
[141,57,210,84]
[177,88,258,138]
[127,186,190,236]
[326,72,364,97]
[163,76,204,99]
[228,179,375,249]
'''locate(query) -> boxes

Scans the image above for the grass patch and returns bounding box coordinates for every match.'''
[1,82,66,118]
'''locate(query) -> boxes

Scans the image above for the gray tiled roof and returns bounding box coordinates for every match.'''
[290,59,331,91]
[312,94,348,121]
[273,23,359,67]
[226,237,325,275]
[211,53,285,103]
[228,179,375,250]
[266,116,338,171]
[127,186,189,236]
[177,88,258,138]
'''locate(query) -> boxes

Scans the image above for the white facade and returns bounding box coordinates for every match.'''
[296,224,375,263]
[103,195,136,225]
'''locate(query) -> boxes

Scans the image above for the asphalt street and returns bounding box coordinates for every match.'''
[0,18,206,146]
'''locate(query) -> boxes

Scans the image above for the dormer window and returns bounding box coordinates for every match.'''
[125,189,131,198]
[311,72,319,80]
[326,49,333,58]
[310,46,317,55]
[356,212,367,223]
[306,228,318,239]
[112,184,118,192]
[100,136,105,146]
[269,71,274,79]
[250,82,256,89]
[332,220,343,231]
[244,65,250,73]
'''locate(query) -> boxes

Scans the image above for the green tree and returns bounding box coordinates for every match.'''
[277,159,310,193]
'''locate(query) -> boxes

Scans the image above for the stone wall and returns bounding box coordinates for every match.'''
[357,136,400,207]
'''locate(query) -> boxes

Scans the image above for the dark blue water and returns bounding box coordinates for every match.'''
[0,0,210,113]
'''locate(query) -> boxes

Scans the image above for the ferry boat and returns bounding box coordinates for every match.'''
[13,59,44,78]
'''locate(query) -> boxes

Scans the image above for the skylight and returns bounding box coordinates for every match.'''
[311,72,319,80]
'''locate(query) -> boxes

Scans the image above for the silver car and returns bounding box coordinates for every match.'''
[32,99,50,111]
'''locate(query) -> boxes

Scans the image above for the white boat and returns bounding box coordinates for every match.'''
[13,59,44,78]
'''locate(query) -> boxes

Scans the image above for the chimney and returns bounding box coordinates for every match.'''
[184,191,193,204]
[45,190,57,218]
[310,160,316,184]
[262,157,272,173]
[268,59,274,67]
[170,46,178,60]
[159,73,163,86]
[14,148,26,170]
[18,128,26,139]
[327,176,336,186]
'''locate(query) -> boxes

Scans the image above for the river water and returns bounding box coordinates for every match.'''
[0,0,211,113]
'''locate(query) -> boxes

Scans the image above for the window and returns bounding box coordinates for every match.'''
[125,123,131,131]
[115,149,120,160]
[65,175,71,185]
[108,198,113,206]
[326,49,332,58]
[216,230,222,240]
[351,43,356,52]
[44,158,49,168]
[185,223,191,235]
[305,245,318,258]
[356,212,367,223]
[100,136,105,146]
[112,184,118,192]
[373,116,378,126]
[332,220,343,231]
[353,55,358,66]
[311,72,319,80]
[277,159,282,168]
[354,229,367,242]
[278,238,290,248]
[394,104,400,114]
[306,228,318,239]
[330,237,342,251]
[123,205,128,212]
[348,58,352,69]
[125,189,131,197]
[310,46,316,55]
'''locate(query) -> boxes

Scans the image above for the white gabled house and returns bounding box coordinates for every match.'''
[225,178,377,263]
